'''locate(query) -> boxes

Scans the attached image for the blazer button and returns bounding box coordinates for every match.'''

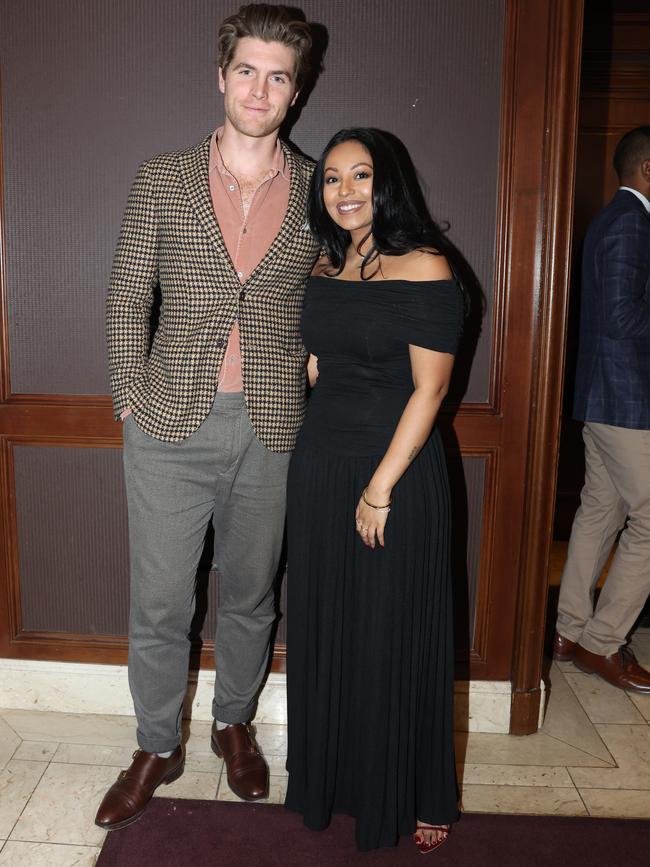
[215,338,225,348]
[239,290,246,301]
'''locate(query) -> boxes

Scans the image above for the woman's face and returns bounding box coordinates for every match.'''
[322,140,374,236]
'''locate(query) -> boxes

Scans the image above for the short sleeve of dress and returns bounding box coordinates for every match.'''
[395,280,464,354]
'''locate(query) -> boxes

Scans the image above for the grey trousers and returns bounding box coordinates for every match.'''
[123,393,291,753]
[556,422,650,656]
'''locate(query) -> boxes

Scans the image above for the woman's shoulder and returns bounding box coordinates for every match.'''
[386,251,464,334]
[380,248,453,282]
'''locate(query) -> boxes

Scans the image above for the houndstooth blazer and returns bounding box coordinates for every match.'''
[107,135,320,449]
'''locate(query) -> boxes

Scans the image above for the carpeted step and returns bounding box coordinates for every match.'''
[96,798,650,866]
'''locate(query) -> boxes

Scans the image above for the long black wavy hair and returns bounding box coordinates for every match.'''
[308,127,463,288]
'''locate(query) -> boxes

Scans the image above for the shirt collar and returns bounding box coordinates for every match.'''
[209,126,288,180]
[619,186,650,214]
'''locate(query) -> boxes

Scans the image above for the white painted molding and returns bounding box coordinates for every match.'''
[0,658,544,734]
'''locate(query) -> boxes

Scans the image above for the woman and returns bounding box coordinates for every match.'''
[285,128,465,853]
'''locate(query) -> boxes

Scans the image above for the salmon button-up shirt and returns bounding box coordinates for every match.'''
[209,126,291,392]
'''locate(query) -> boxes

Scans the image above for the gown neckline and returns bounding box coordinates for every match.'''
[309,274,457,286]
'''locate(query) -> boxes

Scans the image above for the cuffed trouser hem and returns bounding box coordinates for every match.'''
[578,636,621,657]
[555,624,584,644]
[212,697,257,725]
[136,732,182,754]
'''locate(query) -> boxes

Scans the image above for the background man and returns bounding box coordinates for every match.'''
[96,3,319,830]
[554,126,650,695]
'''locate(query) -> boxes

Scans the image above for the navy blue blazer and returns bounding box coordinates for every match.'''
[573,189,650,430]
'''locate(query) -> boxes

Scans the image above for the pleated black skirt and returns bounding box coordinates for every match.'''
[285,430,458,851]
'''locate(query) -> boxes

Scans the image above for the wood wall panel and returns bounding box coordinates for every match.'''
[508,0,583,733]
[5,440,487,678]
[0,1,585,735]
[13,444,129,633]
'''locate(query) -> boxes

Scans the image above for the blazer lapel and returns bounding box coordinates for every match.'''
[244,144,311,286]
[178,135,234,270]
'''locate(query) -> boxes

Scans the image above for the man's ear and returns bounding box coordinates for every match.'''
[290,88,300,107]
[218,67,226,94]
[641,158,650,180]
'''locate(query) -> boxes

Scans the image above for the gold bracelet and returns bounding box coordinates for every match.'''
[362,488,392,512]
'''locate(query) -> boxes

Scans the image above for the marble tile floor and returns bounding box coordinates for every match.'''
[0,628,648,866]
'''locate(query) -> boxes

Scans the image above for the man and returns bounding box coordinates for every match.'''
[96,4,319,830]
[553,126,650,694]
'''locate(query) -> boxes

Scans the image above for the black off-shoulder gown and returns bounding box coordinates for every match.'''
[285,276,463,851]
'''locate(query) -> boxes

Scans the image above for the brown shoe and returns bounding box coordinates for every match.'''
[94,746,184,830]
[211,722,269,801]
[573,644,650,694]
[553,632,578,662]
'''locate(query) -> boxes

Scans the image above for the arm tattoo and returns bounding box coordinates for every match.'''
[407,446,419,463]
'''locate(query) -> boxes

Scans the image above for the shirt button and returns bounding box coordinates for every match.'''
[237,271,244,279]
[239,290,246,301]
[242,227,247,234]
[228,184,235,192]
[215,338,225,348]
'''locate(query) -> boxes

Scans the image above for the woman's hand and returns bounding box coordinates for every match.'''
[306,354,319,388]
[355,488,391,549]
[352,346,455,551]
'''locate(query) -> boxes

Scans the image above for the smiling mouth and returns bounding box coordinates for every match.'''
[337,201,365,214]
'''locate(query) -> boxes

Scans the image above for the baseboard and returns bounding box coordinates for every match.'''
[0,659,543,733]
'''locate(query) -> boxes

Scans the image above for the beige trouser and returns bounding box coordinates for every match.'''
[556,422,650,656]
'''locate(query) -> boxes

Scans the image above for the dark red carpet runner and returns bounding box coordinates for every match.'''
[96,798,650,866]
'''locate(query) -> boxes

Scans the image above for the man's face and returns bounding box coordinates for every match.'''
[219,37,299,139]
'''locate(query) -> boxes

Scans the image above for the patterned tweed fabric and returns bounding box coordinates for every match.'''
[107,135,320,449]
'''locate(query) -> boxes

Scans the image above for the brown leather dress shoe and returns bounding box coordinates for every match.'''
[94,746,184,830]
[553,632,578,662]
[211,722,269,801]
[573,644,650,694]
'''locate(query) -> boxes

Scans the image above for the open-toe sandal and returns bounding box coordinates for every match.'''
[413,822,450,855]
